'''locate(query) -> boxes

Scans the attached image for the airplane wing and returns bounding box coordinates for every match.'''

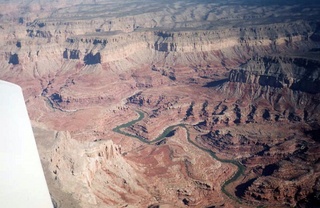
[0,80,53,208]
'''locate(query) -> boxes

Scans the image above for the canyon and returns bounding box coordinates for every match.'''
[0,0,320,207]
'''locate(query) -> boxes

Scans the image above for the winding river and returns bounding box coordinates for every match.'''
[113,110,245,203]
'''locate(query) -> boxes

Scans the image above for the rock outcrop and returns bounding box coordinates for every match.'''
[216,56,320,125]
[228,56,320,94]
[1,0,320,74]
[48,131,151,207]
